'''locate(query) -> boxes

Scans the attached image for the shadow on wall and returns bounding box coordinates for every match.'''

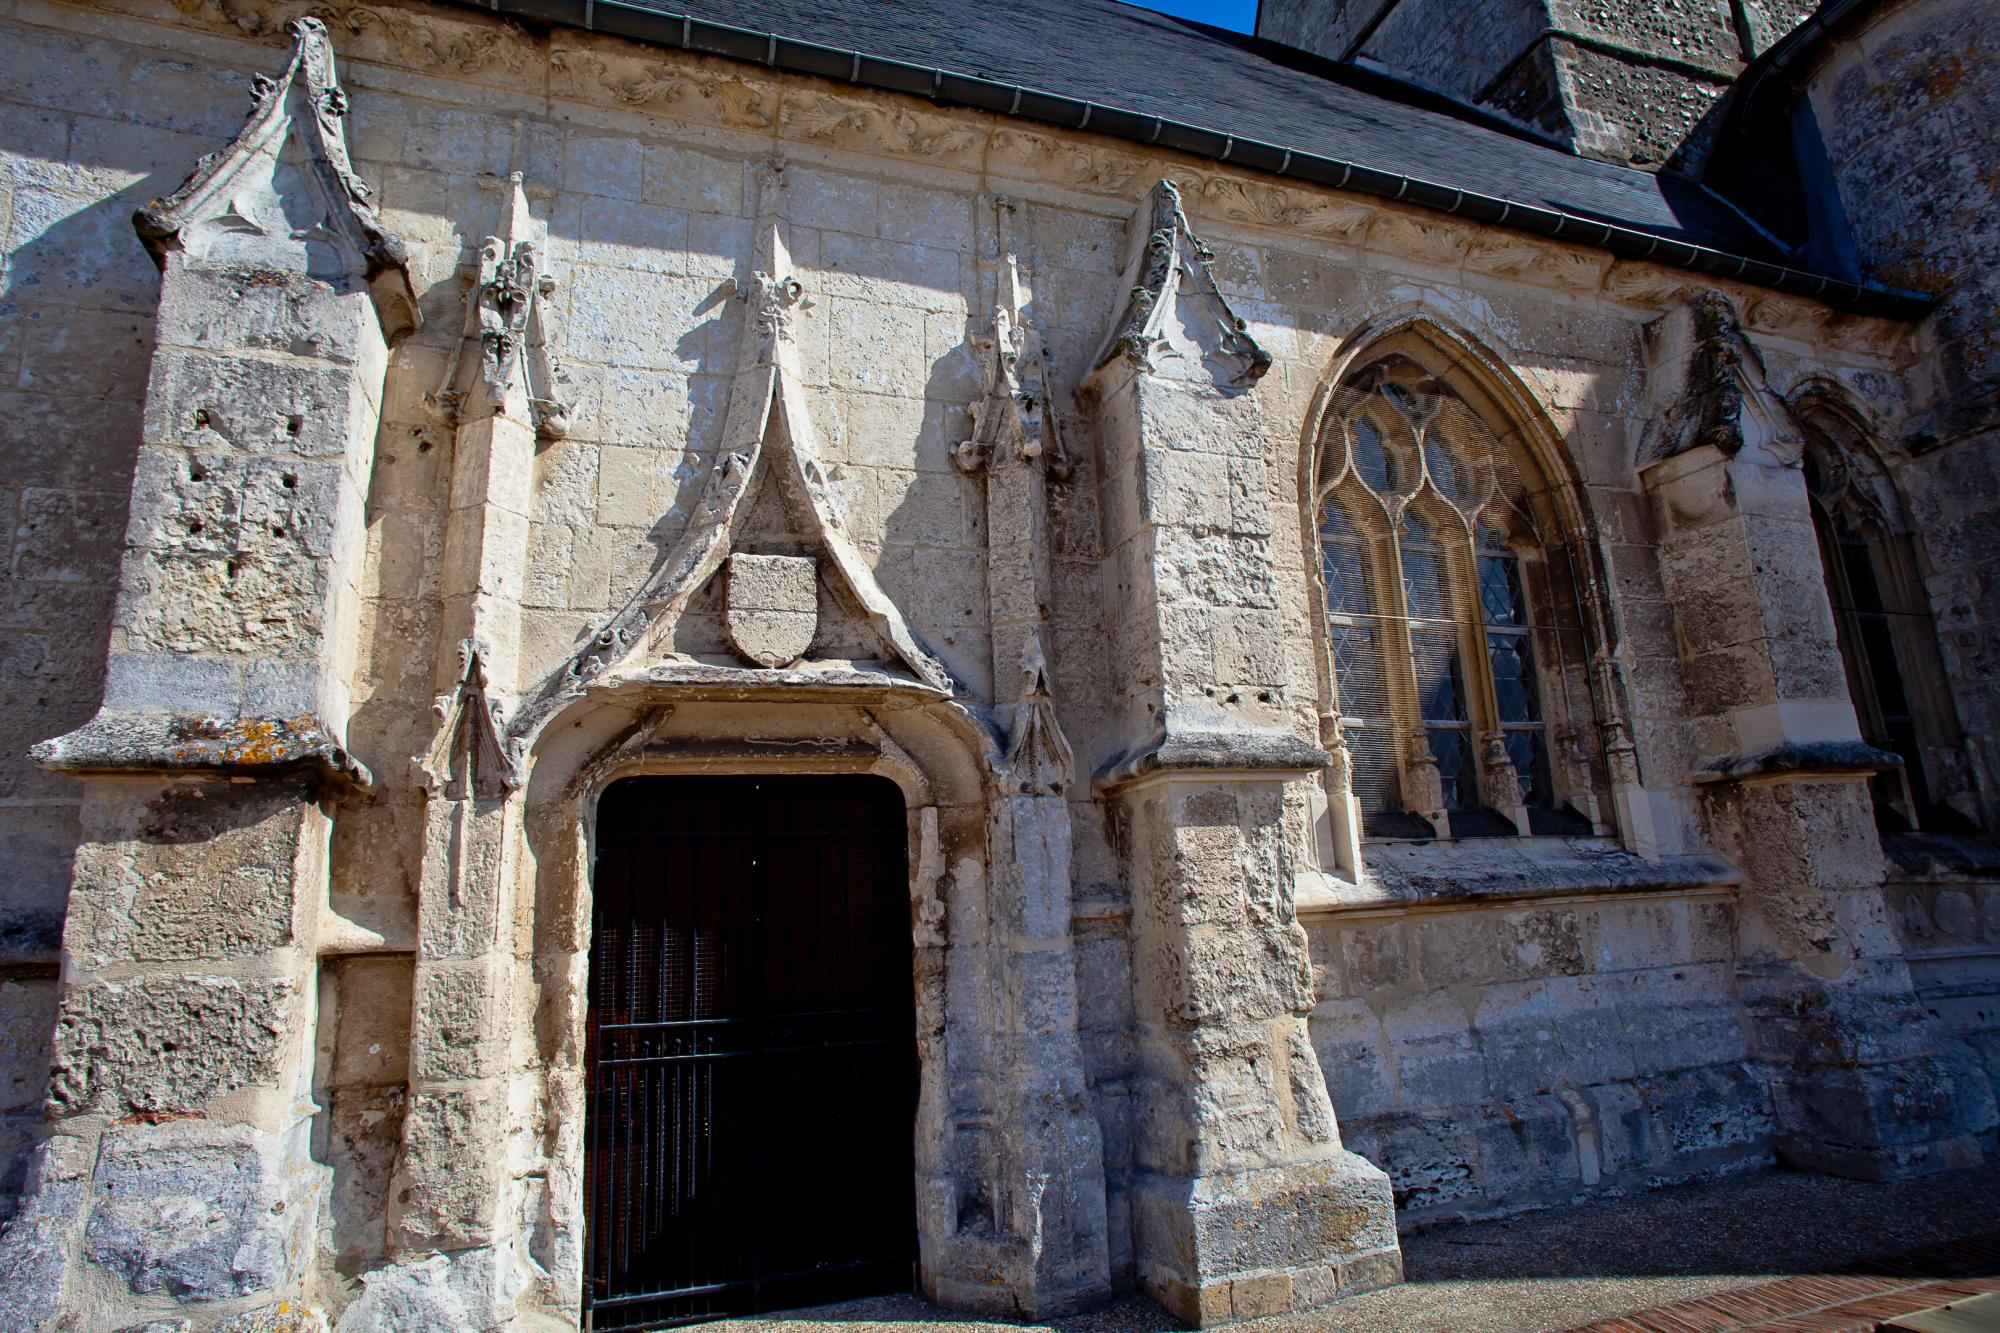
[0,113,186,1225]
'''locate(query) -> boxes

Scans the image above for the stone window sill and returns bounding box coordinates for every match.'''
[1295,836,1740,917]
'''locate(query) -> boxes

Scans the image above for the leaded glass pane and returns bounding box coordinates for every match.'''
[1330,623,1390,720]
[1400,512,1452,620]
[1352,420,1390,492]
[1487,631,1540,723]
[1429,727,1477,811]
[1411,627,1466,724]
[1504,730,1552,809]
[1479,555,1523,626]
[1425,433,1468,506]
[1320,518,1369,617]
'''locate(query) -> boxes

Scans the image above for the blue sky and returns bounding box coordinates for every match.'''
[1124,0,1258,32]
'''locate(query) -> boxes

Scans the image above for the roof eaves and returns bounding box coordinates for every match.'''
[448,0,1935,321]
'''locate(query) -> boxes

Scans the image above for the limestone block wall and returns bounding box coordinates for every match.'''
[1882,843,2000,1114]
[0,0,1975,1320]
[1306,888,1772,1226]
[0,4,261,1224]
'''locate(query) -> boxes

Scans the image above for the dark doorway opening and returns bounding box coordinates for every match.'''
[584,774,917,1330]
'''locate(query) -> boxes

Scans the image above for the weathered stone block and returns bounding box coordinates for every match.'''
[83,1126,303,1303]
[49,975,294,1117]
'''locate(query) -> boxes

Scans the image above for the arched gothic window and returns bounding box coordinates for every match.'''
[1798,405,1975,833]
[1316,353,1597,841]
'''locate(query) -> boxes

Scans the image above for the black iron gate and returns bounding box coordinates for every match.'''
[584,774,918,1330]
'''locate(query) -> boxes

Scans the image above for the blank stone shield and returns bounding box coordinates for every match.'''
[725,553,818,668]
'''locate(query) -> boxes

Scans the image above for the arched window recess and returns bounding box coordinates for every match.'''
[1311,349,1607,844]
[1795,397,1981,834]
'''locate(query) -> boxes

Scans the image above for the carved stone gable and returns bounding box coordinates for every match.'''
[1090,179,1269,391]
[725,554,818,668]
[134,17,416,340]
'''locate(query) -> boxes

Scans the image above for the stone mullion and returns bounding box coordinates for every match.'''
[1374,506,1448,834]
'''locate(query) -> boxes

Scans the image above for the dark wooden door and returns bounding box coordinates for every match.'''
[584,775,917,1330]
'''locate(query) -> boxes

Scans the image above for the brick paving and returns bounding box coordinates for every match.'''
[1567,1232,2000,1333]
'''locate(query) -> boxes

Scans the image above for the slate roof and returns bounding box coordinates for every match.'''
[593,0,1776,253]
[448,0,1932,314]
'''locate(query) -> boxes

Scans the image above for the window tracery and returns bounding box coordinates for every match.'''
[1315,352,1597,841]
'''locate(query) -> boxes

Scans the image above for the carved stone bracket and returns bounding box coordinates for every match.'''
[1091,179,1270,389]
[133,17,417,340]
[428,173,570,440]
[1005,640,1074,796]
[954,199,1070,479]
[420,638,522,798]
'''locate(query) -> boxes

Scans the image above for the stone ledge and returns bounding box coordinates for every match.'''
[1692,738,1902,785]
[31,710,371,792]
[1298,837,1741,916]
[1883,833,2000,880]
[1095,728,1330,791]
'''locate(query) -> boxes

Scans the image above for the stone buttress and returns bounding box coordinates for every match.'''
[6,20,415,1329]
[1082,181,1402,1326]
[1639,294,1999,1177]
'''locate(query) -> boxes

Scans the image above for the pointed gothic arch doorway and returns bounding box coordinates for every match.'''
[584,774,918,1329]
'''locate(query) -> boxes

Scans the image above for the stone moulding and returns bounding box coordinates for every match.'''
[1692,739,1906,786]
[1092,179,1272,389]
[30,710,372,790]
[133,16,417,341]
[1094,728,1331,791]
[1297,841,1742,916]
[507,176,958,757]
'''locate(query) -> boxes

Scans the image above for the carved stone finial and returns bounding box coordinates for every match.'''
[954,248,1069,477]
[422,638,522,798]
[957,196,1069,476]
[1090,179,1270,390]
[429,174,570,439]
[1005,639,1075,797]
[133,16,417,341]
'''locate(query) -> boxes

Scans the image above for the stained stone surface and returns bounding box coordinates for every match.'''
[0,0,1991,1330]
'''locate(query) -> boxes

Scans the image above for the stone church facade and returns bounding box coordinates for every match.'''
[0,0,1994,1328]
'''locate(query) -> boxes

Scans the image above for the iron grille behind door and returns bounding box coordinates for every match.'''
[585,775,917,1330]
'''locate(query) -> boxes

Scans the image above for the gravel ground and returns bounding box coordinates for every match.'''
[700,1161,2000,1333]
